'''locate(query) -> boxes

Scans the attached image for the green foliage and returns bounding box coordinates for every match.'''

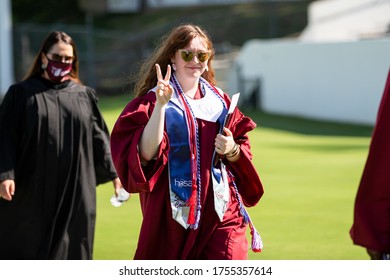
[12,0,84,24]
[93,94,372,260]
[11,1,315,95]
[12,1,313,43]
[92,2,312,45]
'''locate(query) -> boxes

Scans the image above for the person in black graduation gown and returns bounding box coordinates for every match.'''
[0,31,123,259]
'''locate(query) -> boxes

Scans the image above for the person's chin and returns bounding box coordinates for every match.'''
[189,69,203,77]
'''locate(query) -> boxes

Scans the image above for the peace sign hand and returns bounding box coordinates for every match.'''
[155,63,173,105]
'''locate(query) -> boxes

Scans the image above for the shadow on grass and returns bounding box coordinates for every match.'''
[244,109,374,137]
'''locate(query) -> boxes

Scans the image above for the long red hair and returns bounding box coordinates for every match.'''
[133,24,216,97]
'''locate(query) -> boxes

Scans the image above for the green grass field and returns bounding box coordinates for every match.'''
[93,94,373,260]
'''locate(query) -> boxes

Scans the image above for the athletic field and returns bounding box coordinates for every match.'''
[93,94,373,260]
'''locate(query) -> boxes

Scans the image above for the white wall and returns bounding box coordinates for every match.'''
[229,38,390,125]
[300,0,390,42]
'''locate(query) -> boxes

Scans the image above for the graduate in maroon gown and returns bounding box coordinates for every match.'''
[350,68,390,260]
[110,24,264,260]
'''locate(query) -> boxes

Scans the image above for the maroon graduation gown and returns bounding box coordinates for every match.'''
[350,68,390,253]
[110,90,264,259]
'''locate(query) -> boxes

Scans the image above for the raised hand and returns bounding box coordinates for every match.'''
[155,63,173,105]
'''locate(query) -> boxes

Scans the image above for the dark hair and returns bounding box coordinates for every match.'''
[24,31,81,83]
[133,24,216,97]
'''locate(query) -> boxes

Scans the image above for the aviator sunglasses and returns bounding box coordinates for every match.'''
[179,49,211,63]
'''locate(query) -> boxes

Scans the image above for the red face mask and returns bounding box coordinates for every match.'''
[45,59,72,82]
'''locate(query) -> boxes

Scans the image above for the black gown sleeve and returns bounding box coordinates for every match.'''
[86,88,118,185]
[0,85,22,181]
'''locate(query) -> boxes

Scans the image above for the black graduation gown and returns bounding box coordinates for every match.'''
[0,76,117,259]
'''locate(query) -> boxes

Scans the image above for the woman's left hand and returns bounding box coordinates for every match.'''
[112,177,125,198]
[215,127,236,155]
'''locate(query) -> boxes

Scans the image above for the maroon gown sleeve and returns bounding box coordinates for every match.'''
[350,68,390,252]
[223,96,264,207]
[110,93,169,193]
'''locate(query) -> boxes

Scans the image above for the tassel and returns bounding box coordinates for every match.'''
[250,223,263,253]
[187,191,197,225]
[244,206,263,253]
[187,151,199,226]
[228,171,263,252]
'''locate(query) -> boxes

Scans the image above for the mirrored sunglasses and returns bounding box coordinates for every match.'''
[179,49,211,63]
